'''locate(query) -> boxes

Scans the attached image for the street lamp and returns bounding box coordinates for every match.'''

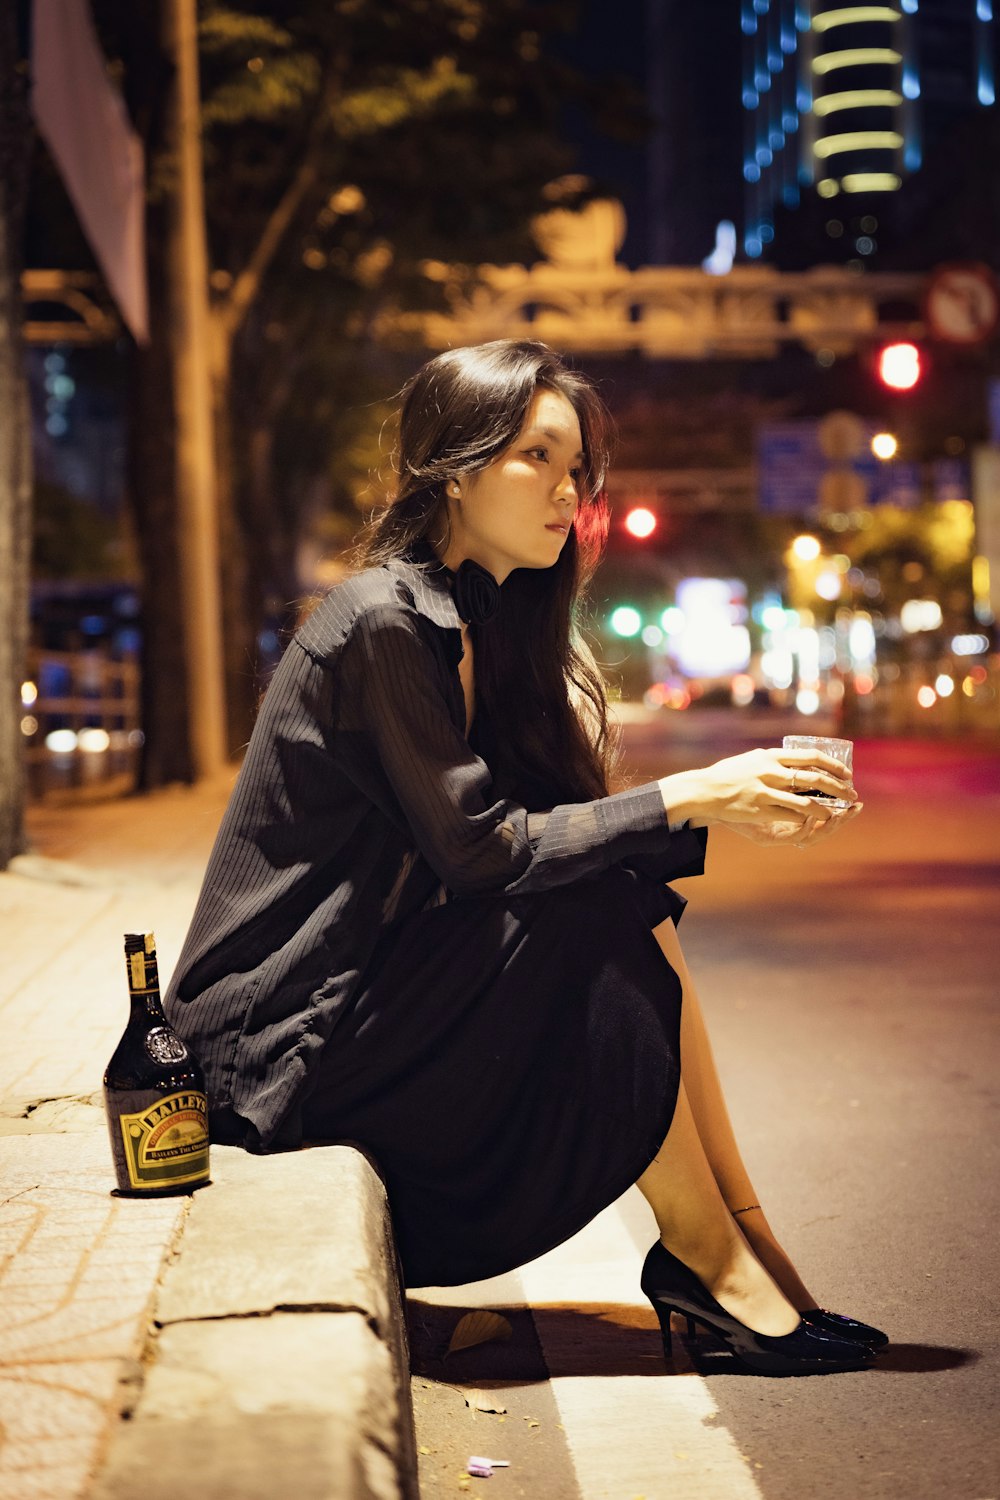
[791,534,821,562]
[871,431,897,460]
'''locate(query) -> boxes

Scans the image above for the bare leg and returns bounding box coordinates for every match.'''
[636,1081,799,1335]
[646,916,818,1312]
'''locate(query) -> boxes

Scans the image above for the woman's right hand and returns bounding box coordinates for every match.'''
[659,746,858,829]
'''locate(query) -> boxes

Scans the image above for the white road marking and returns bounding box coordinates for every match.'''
[515,1185,764,1500]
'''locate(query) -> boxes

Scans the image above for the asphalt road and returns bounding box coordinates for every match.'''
[410,715,1000,1500]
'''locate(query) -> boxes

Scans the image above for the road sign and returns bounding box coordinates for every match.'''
[925,263,1000,346]
[757,423,825,514]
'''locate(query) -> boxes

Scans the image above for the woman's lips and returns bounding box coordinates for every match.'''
[545,523,568,534]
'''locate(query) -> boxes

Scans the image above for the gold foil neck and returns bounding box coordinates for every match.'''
[144,933,156,954]
[129,950,146,990]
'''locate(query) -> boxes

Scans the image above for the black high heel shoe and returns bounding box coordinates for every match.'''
[640,1241,875,1377]
[801,1308,888,1348]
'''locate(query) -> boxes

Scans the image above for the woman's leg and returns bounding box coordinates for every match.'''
[643,915,818,1311]
[635,1080,799,1336]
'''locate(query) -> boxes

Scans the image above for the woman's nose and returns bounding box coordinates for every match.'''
[555,474,578,507]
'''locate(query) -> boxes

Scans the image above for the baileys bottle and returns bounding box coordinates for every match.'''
[103,933,210,1195]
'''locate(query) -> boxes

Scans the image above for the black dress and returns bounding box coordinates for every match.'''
[164,548,707,1290]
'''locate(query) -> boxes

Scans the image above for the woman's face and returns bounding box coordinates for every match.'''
[440,387,584,584]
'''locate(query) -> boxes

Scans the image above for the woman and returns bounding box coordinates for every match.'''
[165,338,885,1376]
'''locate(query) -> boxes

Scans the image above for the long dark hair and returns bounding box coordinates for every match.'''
[352,339,619,806]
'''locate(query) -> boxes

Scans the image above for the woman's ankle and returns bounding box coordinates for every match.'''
[729,1207,816,1310]
[657,1224,743,1291]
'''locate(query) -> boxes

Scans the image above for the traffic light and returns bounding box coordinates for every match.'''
[876,342,922,391]
[624,506,657,539]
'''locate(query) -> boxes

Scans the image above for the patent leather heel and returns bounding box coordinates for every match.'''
[653,1303,674,1361]
[641,1240,875,1377]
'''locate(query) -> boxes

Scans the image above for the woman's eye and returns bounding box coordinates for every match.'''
[528,447,547,461]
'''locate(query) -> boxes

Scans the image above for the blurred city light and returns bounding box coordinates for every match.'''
[624,506,657,539]
[871,431,898,459]
[731,673,756,706]
[610,605,642,637]
[815,568,842,600]
[877,342,922,390]
[795,688,821,714]
[20,680,38,707]
[45,729,78,753]
[917,686,937,708]
[849,614,876,664]
[951,633,990,655]
[901,599,943,632]
[934,674,955,698]
[78,728,111,753]
[641,624,664,647]
[644,682,692,711]
[673,579,751,677]
[20,716,38,736]
[660,606,685,634]
[791,533,821,561]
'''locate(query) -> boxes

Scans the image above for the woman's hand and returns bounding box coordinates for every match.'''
[659,746,858,831]
[719,800,863,848]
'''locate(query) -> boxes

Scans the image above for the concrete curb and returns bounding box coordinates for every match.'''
[91,1144,418,1500]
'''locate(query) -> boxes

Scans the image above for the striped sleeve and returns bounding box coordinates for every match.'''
[339,603,707,899]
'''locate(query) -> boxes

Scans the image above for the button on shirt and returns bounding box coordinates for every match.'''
[163,550,709,1149]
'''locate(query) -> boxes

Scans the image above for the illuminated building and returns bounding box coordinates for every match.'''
[742,1,999,259]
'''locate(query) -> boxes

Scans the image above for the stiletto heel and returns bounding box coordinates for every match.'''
[653,1304,674,1360]
[685,1315,698,1340]
[640,1240,875,1377]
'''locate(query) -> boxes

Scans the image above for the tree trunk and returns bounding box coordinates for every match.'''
[0,9,34,868]
[126,190,195,789]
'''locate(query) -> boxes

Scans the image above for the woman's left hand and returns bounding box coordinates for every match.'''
[719,800,863,848]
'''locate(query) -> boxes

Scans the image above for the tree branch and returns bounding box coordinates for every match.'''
[218,50,346,343]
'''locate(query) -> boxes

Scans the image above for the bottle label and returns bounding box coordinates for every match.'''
[118,1091,210,1190]
[145,1027,188,1065]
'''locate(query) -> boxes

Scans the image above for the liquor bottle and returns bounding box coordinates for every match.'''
[103,932,210,1195]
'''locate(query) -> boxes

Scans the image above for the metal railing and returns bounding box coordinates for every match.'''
[21,650,142,798]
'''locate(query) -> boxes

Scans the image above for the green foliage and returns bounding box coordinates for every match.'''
[32,479,124,580]
[332,58,476,138]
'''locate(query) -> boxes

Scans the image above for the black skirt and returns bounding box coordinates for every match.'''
[300,864,687,1288]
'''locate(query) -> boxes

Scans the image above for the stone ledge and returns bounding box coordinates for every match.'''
[91,1144,418,1500]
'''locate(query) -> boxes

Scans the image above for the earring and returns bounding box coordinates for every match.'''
[449,482,460,498]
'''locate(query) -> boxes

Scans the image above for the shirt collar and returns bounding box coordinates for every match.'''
[385,540,464,633]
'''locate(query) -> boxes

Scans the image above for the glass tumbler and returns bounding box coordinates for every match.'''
[781,735,855,810]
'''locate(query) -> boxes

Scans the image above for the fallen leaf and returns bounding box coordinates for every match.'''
[419,1446,432,1454]
[445,1311,513,1357]
[464,1388,508,1414]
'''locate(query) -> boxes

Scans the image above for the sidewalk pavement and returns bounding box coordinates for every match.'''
[0,777,233,1500]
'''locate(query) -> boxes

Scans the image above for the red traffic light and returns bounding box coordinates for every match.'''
[624,506,657,539]
[876,342,922,391]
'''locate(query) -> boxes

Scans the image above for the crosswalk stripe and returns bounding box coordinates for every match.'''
[516,1186,764,1500]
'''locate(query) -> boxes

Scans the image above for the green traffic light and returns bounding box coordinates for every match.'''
[610,605,642,638]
